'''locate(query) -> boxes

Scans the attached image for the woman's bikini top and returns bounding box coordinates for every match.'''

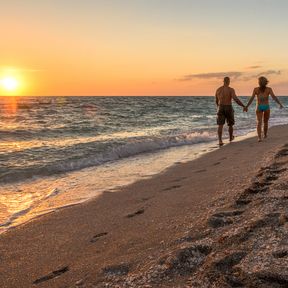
[259,94,266,103]
[258,88,268,104]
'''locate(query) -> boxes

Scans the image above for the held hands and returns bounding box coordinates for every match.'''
[243,106,248,112]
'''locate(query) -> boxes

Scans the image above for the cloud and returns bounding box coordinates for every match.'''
[178,69,282,82]
[246,65,262,69]
[0,67,44,73]
[241,70,282,81]
[178,71,243,81]
[255,70,281,77]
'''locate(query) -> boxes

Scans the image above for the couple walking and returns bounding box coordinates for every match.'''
[215,76,284,146]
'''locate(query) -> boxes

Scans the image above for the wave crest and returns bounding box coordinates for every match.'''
[0,131,216,183]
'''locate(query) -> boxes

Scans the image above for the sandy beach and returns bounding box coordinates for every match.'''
[0,125,288,288]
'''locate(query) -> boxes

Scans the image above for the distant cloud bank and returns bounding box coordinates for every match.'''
[246,65,262,69]
[178,69,281,82]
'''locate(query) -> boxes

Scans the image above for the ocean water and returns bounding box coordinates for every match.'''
[0,96,287,232]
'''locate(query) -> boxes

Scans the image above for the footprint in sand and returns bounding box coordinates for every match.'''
[141,197,150,202]
[33,266,69,285]
[195,169,207,173]
[159,244,212,275]
[272,250,288,259]
[126,209,145,218]
[256,271,288,286]
[208,209,244,228]
[275,148,288,158]
[90,232,108,243]
[213,251,247,272]
[162,185,182,191]
[234,196,252,207]
[245,162,288,196]
[171,177,187,183]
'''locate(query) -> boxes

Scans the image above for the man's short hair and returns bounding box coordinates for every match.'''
[224,77,230,83]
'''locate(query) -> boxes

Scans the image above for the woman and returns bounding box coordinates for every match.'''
[245,77,283,142]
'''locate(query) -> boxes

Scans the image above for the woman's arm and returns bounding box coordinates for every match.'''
[270,88,284,108]
[246,88,256,109]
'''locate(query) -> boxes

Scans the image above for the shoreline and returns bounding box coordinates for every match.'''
[0,125,287,287]
[0,140,218,234]
[0,128,257,234]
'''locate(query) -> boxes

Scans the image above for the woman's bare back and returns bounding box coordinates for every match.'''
[254,87,271,105]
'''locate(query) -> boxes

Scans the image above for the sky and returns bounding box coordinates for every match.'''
[0,0,288,96]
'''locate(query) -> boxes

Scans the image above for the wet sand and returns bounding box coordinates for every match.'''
[0,125,288,288]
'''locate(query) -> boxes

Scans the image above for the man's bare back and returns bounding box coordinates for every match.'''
[216,86,236,106]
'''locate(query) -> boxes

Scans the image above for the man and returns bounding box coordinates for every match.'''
[215,77,246,146]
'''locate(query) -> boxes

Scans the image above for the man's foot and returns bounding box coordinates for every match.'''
[229,135,235,142]
[219,142,224,146]
[264,134,267,139]
[258,138,262,142]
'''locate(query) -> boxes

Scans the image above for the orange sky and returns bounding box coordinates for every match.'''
[1,0,288,96]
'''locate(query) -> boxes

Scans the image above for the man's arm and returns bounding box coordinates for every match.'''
[231,89,245,107]
[270,88,284,108]
[215,90,219,107]
[246,88,256,108]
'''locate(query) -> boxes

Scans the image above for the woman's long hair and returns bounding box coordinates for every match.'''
[259,76,269,93]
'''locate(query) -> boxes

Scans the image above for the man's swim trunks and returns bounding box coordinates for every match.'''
[217,105,235,126]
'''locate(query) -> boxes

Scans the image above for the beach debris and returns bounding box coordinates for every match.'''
[75,279,85,286]
[44,187,60,200]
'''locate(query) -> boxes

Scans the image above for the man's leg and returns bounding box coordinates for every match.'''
[263,110,270,138]
[229,125,234,141]
[218,125,224,145]
[227,107,235,142]
[216,107,224,146]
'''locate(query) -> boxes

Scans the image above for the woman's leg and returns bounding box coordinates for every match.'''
[263,109,270,138]
[256,111,263,141]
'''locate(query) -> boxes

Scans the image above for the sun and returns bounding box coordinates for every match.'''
[1,77,19,91]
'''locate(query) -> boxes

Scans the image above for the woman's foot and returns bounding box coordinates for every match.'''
[229,135,235,142]
[219,141,224,146]
[258,138,262,142]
